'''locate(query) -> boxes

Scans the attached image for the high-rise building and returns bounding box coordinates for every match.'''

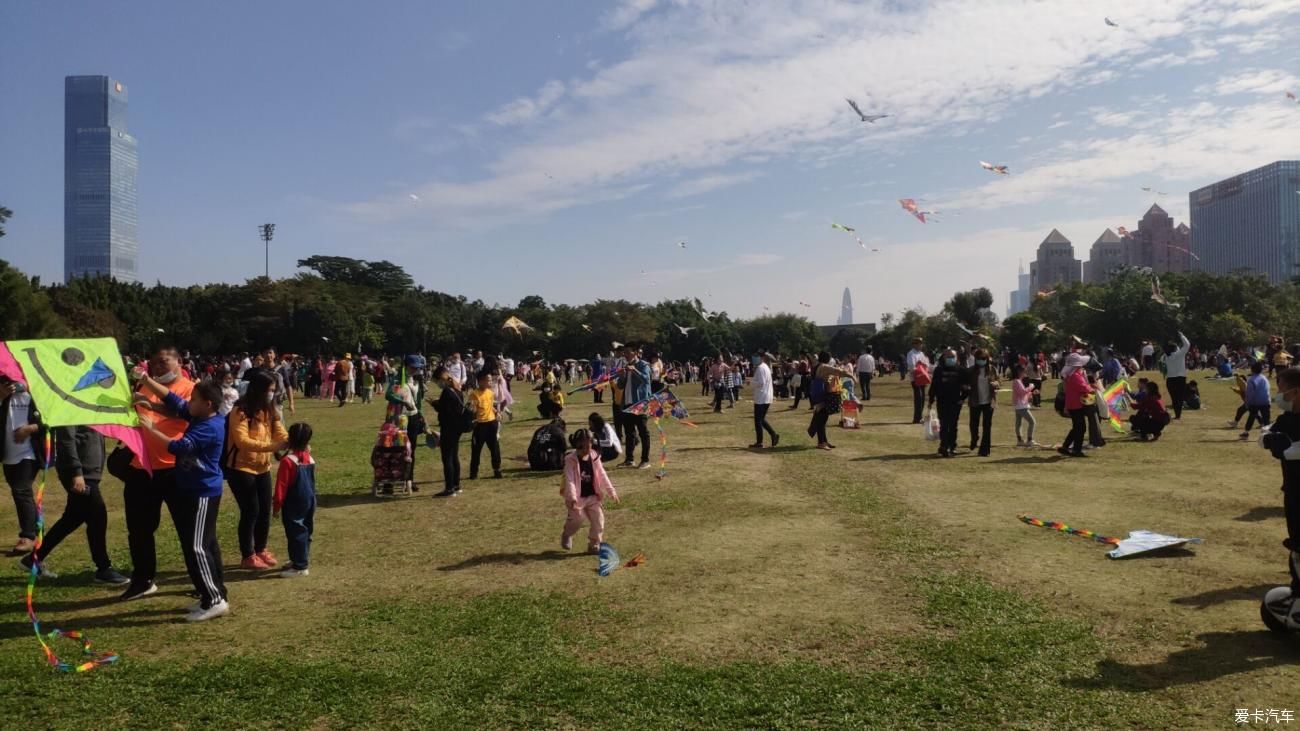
[1006,261,1031,317]
[838,287,853,326]
[1122,204,1190,274]
[1190,160,1300,283]
[1028,229,1081,293]
[64,75,138,282]
[1084,229,1125,284]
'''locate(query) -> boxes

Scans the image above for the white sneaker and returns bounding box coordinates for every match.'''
[280,567,309,578]
[186,599,229,622]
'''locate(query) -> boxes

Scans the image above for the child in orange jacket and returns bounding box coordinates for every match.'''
[560,429,619,554]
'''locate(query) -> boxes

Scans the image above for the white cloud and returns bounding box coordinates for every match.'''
[602,0,661,31]
[1203,68,1300,96]
[630,203,705,220]
[485,80,566,126]
[666,171,763,199]
[1047,120,1071,130]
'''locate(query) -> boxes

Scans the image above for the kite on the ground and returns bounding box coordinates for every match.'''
[502,316,533,335]
[597,542,620,576]
[898,199,927,223]
[623,390,695,479]
[672,323,695,335]
[844,98,888,123]
[1104,16,1119,27]
[979,161,1010,175]
[1018,515,1202,559]
[1077,301,1106,313]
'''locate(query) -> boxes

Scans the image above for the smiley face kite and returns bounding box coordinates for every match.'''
[6,338,139,428]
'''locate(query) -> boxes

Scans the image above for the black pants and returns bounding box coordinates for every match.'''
[227,470,272,558]
[1285,488,1300,590]
[968,404,993,455]
[123,467,177,587]
[858,373,872,401]
[792,383,804,409]
[808,407,831,444]
[37,479,110,570]
[1245,405,1272,432]
[2,460,38,540]
[936,400,962,452]
[1030,379,1043,407]
[1085,404,1106,447]
[753,403,777,445]
[912,385,927,423]
[1166,376,1187,419]
[626,414,650,463]
[440,428,463,490]
[169,493,227,609]
[1062,409,1087,453]
[470,422,501,477]
[337,381,348,406]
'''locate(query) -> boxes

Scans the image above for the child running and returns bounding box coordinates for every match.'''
[560,429,619,554]
[135,375,229,621]
[272,423,316,578]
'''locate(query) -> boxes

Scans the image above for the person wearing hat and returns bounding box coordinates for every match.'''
[749,352,780,449]
[1057,352,1092,458]
[905,338,931,424]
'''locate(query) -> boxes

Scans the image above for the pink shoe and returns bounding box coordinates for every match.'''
[256,550,279,567]
[240,554,269,570]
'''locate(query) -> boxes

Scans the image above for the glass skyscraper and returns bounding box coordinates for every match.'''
[64,75,138,282]
[1190,160,1300,284]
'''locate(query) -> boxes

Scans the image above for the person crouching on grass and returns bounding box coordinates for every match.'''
[135,375,230,622]
[560,429,619,554]
[273,423,316,578]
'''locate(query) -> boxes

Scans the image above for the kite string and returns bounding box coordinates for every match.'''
[26,432,118,672]
[1018,514,1120,546]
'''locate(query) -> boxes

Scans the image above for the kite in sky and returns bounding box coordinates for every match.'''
[678,241,687,249]
[979,161,1010,175]
[502,316,533,335]
[1167,244,1200,262]
[611,341,623,349]
[831,222,866,248]
[672,323,695,335]
[1286,91,1296,101]
[898,199,927,223]
[844,98,888,123]
[408,194,420,202]
[1036,289,1055,298]
[580,324,592,332]
[1117,226,1130,236]
[1150,275,1181,308]
[1077,301,1105,312]
[1037,323,1057,334]
[798,301,812,308]
[1140,186,1151,192]
[1018,515,1202,559]
[1104,17,1119,27]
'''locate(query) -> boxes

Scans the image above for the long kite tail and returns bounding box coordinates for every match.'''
[1018,514,1121,545]
[27,433,118,672]
[654,416,668,479]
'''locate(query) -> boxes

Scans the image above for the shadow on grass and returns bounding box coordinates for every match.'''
[1235,506,1285,522]
[315,492,397,509]
[987,455,1066,465]
[0,606,185,640]
[1069,630,1300,690]
[675,445,812,454]
[1171,583,1276,609]
[437,550,582,572]
[852,453,935,462]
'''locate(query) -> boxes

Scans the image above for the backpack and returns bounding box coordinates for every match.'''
[527,423,567,471]
[1053,382,1067,417]
[912,362,931,386]
[808,376,826,405]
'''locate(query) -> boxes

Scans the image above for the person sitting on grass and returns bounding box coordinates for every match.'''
[1130,381,1170,442]
[560,429,619,555]
[135,375,229,622]
[272,423,316,579]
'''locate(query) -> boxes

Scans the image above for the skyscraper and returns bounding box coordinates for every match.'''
[1006,261,1031,317]
[1190,160,1300,283]
[1084,229,1124,284]
[64,75,138,282]
[1122,204,1190,274]
[838,287,853,326]
[1028,229,1081,293]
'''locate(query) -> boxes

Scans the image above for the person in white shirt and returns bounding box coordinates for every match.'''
[904,339,931,423]
[749,352,780,448]
[1140,341,1155,371]
[446,353,467,388]
[502,356,516,387]
[1163,331,1191,420]
[855,347,876,401]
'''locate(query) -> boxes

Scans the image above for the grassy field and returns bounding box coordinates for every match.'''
[0,374,1297,728]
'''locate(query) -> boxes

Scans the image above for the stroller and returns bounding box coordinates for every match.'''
[371,422,413,497]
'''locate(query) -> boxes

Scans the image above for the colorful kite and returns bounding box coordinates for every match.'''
[898,199,927,223]
[1100,380,1130,432]
[1018,514,1202,559]
[597,542,620,576]
[1076,301,1105,313]
[623,390,695,479]
[502,316,533,335]
[0,338,143,673]
[979,160,1010,175]
[831,222,866,248]
[568,372,613,395]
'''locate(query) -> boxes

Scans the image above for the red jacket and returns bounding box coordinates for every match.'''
[1063,369,1090,411]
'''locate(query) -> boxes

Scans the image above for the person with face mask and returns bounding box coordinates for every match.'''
[928,349,968,457]
[966,348,999,456]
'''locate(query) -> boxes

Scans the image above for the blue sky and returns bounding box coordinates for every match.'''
[3,0,1299,325]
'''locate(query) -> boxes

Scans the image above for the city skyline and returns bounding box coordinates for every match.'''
[3,2,1300,323]
[63,75,138,283]
[1191,160,1300,283]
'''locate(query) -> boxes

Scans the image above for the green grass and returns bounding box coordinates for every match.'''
[0,377,1291,728]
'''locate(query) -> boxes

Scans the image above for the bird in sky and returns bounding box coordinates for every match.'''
[979,161,1010,175]
[678,240,688,249]
[1104,17,1119,27]
[672,323,695,335]
[845,98,888,123]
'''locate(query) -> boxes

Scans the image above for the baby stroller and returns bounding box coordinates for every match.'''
[371,422,413,497]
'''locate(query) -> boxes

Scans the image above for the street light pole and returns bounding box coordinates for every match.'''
[258,223,276,279]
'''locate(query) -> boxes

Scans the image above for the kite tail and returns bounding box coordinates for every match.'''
[654,416,668,479]
[27,433,118,673]
[1018,514,1120,546]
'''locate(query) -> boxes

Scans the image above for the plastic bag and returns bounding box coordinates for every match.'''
[924,406,940,441]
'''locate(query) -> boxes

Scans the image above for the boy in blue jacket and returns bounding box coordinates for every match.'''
[1243,361,1272,440]
[136,375,229,622]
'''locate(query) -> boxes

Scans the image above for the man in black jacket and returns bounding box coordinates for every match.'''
[928,349,969,458]
[431,365,468,497]
[22,426,129,584]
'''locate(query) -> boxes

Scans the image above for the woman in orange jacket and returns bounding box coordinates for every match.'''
[224,371,289,569]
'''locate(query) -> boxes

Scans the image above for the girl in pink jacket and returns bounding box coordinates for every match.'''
[560,430,620,554]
